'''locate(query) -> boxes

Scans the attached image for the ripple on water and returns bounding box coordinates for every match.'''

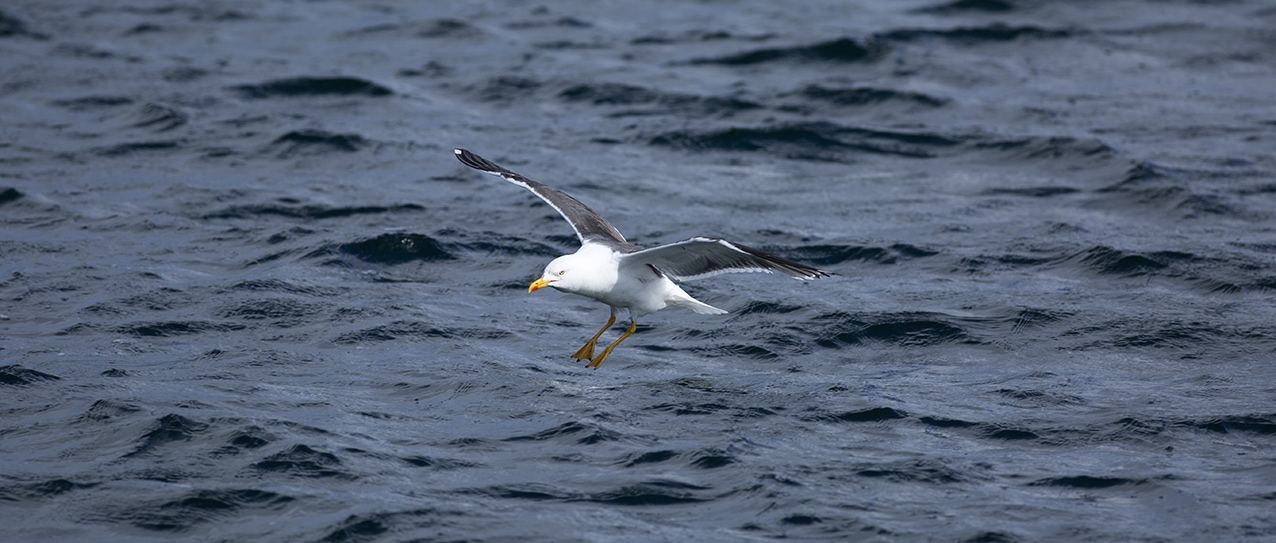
[121,489,296,533]
[0,365,61,386]
[688,37,888,66]
[229,76,393,99]
[250,444,354,480]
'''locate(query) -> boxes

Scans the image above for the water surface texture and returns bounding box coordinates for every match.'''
[3,1,1276,541]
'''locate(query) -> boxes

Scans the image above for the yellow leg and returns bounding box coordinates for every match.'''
[587,319,637,370]
[571,311,616,361]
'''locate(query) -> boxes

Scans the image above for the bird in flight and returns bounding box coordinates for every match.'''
[454,149,831,369]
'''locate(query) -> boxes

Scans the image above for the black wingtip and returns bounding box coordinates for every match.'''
[454,148,498,173]
[735,242,834,280]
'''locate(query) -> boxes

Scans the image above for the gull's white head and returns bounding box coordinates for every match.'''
[527,250,615,295]
[528,255,575,293]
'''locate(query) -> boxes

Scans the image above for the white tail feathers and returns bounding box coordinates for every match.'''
[669,294,728,315]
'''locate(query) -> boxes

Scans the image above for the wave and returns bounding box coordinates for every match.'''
[93,140,183,157]
[503,420,622,446]
[220,278,343,296]
[879,23,1076,43]
[1065,246,1169,276]
[914,0,1016,15]
[631,29,770,46]
[215,299,332,327]
[0,8,49,40]
[225,426,274,451]
[124,489,295,532]
[558,82,762,117]
[853,459,972,484]
[648,121,1123,166]
[618,447,736,469]
[0,479,98,502]
[332,321,512,344]
[791,84,949,108]
[1098,161,1240,218]
[688,37,887,65]
[342,19,481,39]
[461,479,722,506]
[162,66,208,83]
[79,399,143,422]
[229,76,392,99]
[50,95,134,110]
[0,187,22,205]
[1061,318,1275,358]
[467,76,543,103]
[113,320,246,337]
[125,414,210,458]
[1046,245,1260,293]
[306,233,455,265]
[801,406,909,423]
[953,242,1264,295]
[802,307,1073,350]
[0,364,61,386]
[1028,475,1151,489]
[266,130,368,158]
[981,186,1080,197]
[300,230,565,268]
[650,122,960,161]
[812,311,979,347]
[125,103,188,132]
[966,136,1115,163]
[684,25,1071,70]
[251,444,354,479]
[202,202,423,221]
[400,455,480,470]
[1190,414,1276,435]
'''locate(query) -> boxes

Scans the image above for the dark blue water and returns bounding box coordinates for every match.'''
[3,1,1275,541]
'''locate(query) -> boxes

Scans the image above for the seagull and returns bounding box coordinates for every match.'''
[454,148,831,369]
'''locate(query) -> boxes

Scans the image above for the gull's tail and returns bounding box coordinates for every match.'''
[669,293,728,315]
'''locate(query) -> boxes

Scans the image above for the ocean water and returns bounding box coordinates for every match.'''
[2,1,1275,541]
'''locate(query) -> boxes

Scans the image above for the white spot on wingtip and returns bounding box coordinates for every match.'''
[454,148,463,155]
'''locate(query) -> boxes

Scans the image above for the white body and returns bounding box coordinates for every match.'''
[541,243,726,318]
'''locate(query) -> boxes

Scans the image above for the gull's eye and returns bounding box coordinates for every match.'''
[557,270,566,276]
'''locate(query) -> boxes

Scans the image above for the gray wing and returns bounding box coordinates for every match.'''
[619,237,832,281]
[454,149,628,246]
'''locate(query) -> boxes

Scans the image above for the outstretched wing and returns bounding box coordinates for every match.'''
[454,148,628,246]
[619,237,832,281]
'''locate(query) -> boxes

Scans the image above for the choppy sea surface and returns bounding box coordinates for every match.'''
[3,1,1276,541]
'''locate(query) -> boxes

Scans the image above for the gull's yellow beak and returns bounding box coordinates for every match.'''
[528,277,553,293]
